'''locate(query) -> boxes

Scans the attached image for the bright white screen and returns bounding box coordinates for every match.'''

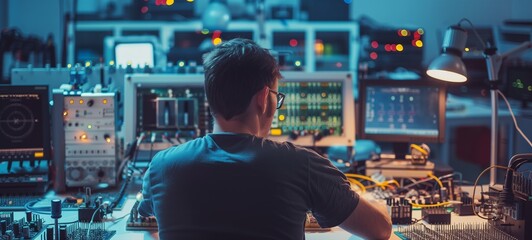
[115,43,154,68]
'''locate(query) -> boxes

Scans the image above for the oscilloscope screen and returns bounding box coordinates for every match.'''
[0,86,50,159]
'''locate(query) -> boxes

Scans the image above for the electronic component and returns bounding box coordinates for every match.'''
[365,159,435,178]
[487,154,532,240]
[453,196,474,216]
[268,72,355,147]
[53,91,118,189]
[0,211,44,239]
[421,207,451,224]
[41,222,116,240]
[0,86,51,195]
[395,223,517,240]
[126,201,158,231]
[359,79,446,159]
[386,198,412,225]
[123,74,210,162]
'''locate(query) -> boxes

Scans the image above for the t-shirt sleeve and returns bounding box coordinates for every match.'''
[138,165,155,217]
[306,151,359,228]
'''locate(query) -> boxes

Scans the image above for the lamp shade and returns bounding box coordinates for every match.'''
[426,53,468,82]
[426,25,469,83]
[202,1,231,31]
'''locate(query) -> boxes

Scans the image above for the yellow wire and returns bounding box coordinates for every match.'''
[472,165,514,220]
[428,172,444,189]
[411,202,451,208]
[347,178,366,193]
[345,173,386,190]
[386,179,400,188]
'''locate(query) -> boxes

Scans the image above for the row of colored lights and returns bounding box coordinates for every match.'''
[142,0,194,14]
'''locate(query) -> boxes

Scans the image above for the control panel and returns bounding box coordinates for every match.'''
[62,92,117,187]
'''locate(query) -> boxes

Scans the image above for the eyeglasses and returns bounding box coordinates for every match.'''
[268,89,285,109]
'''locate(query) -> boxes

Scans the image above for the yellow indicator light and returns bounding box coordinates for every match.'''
[201,29,209,35]
[69,99,74,104]
[270,128,282,136]
[85,61,91,67]
[166,0,174,5]
[109,60,115,66]
[321,92,327,98]
[415,40,423,48]
[400,29,409,37]
[67,64,72,68]
[295,60,301,67]
[79,99,84,104]
[87,125,92,129]
[63,111,68,116]
[106,138,112,143]
[34,152,44,158]
[396,44,404,52]
[102,99,108,104]
[76,198,83,205]
[465,47,470,52]
[178,61,185,67]
[314,41,324,55]
[213,37,222,45]
[187,0,194,2]
[81,134,87,140]
[279,114,285,121]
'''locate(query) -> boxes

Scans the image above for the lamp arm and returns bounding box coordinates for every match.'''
[485,41,532,82]
[500,41,532,60]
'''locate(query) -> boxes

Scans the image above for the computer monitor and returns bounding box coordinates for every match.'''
[0,86,51,160]
[358,79,446,158]
[123,74,208,145]
[115,42,155,68]
[268,72,355,147]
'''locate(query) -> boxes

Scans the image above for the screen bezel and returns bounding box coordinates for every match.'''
[358,79,446,143]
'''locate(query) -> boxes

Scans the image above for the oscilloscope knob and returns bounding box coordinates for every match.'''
[68,167,85,181]
[87,99,94,107]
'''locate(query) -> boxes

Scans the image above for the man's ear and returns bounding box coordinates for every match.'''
[255,86,269,114]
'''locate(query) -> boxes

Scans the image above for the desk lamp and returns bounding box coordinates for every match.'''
[427,19,532,185]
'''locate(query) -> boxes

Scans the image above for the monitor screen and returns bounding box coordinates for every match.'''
[268,72,355,147]
[359,79,446,143]
[0,86,50,160]
[114,42,155,68]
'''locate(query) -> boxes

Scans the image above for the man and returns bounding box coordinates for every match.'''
[138,38,392,240]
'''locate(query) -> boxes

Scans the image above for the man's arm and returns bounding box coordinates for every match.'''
[137,166,154,217]
[339,197,392,240]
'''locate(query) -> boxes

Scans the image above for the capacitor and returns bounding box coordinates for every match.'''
[51,199,62,219]
[59,225,67,240]
[26,210,32,223]
[0,220,6,234]
[12,222,20,237]
[46,226,53,240]
[22,226,30,239]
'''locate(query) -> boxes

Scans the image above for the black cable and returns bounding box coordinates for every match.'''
[109,169,133,210]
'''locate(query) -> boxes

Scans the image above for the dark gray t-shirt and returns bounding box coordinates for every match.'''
[138,133,359,240]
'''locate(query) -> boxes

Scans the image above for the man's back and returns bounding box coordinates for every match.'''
[139,133,358,240]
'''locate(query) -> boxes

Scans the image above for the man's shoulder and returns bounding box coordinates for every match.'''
[150,137,208,164]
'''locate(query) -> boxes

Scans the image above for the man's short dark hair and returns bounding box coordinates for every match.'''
[203,38,281,120]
